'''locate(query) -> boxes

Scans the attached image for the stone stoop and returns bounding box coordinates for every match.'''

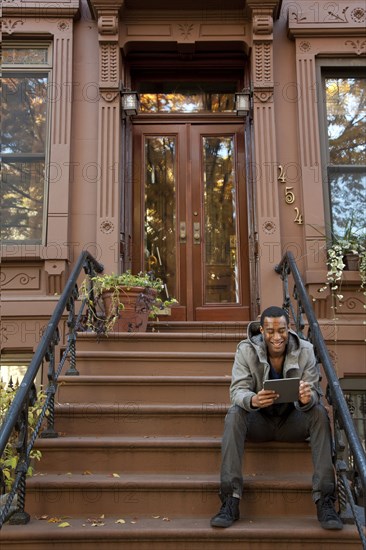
[1,328,362,548]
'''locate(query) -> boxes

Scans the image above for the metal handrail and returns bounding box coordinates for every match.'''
[0,251,103,527]
[275,251,366,544]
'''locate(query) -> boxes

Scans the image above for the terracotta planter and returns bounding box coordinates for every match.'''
[102,286,156,332]
[343,253,360,271]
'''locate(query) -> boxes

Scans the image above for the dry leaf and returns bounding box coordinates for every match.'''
[48,517,63,523]
[83,471,92,475]
[37,515,49,520]
[112,473,120,478]
[163,517,170,521]
[115,519,126,524]
[152,516,160,519]
[58,522,71,528]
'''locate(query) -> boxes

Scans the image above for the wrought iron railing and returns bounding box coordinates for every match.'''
[275,251,366,545]
[0,251,103,528]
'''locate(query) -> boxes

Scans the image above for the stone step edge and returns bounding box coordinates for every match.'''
[1,516,358,544]
[27,473,312,491]
[74,350,235,359]
[58,375,232,384]
[35,435,311,453]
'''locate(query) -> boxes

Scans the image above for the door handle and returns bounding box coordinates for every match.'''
[193,222,200,244]
[180,221,187,243]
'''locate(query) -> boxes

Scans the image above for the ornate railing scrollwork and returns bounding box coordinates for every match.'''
[0,252,103,528]
[275,251,366,546]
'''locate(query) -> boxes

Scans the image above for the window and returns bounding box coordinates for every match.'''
[321,67,365,240]
[138,81,237,114]
[1,45,51,243]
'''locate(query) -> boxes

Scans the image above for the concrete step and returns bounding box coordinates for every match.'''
[35,437,313,475]
[56,375,231,404]
[72,350,234,376]
[25,473,315,518]
[2,515,360,550]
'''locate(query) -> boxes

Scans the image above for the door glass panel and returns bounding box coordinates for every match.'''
[203,136,239,304]
[144,137,176,300]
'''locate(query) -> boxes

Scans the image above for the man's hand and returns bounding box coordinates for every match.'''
[298,381,312,405]
[251,389,278,408]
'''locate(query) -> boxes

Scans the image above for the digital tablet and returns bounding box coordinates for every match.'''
[263,377,300,403]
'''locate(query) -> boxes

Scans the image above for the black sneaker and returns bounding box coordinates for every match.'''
[316,495,343,530]
[210,495,240,528]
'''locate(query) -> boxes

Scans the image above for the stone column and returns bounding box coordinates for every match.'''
[90,1,124,272]
[248,0,282,310]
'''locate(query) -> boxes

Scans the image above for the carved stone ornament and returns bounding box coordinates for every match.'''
[2,18,24,34]
[262,220,276,234]
[254,42,273,85]
[350,7,366,22]
[253,90,273,103]
[178,23,195,40]
[299,41,311,52]
[100,43,118,84]
[98,14,118,35]
[100,219,115,234]
[345,39,366,55]
[57,21,70,32]
[100,90,119,102]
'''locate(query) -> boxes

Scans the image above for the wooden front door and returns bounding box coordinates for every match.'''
[133,122,251,321]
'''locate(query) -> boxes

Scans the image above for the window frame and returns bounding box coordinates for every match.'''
[316,58,365,242]
[2,42,53,245]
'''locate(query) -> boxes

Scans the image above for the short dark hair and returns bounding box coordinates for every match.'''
[260,306,289,327]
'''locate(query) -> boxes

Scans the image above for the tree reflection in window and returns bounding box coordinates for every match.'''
[1,74,48,242]
[140,92,235,113]
[144,137,176,300]
[325,77,365,238]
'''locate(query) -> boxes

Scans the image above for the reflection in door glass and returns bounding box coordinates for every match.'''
[203,137,239,304]
[144,137,176,301]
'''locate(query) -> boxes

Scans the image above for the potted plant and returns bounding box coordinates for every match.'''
[80,270,176,335]
[316,220,366,300]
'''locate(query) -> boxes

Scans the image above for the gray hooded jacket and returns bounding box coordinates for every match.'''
[230,321,322,413]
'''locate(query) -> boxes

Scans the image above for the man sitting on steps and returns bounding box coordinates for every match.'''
[210,305,343,530]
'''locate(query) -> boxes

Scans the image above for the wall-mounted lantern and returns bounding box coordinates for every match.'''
[235,89,251,117]
[120,87,139,116]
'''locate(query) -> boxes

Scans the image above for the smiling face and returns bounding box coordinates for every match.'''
[260,315,289,358]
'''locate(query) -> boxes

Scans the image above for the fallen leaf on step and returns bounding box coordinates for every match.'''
[83,470,92,475]
[152,516,160,519]
[48,517,63,523]
[58,522,71,528]
[36,515,49,520]
[162,517,170,521]
[112,473,120,478]
[115,519,126,524]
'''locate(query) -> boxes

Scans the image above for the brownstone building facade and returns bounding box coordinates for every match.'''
[1,0,365,385]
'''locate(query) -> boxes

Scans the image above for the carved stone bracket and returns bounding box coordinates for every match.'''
[98,13,119,35]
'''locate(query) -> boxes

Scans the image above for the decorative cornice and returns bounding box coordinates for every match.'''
[3,0,80,18]
[288,2,366,38]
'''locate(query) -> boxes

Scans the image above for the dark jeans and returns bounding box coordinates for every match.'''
[220,403,335,502]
